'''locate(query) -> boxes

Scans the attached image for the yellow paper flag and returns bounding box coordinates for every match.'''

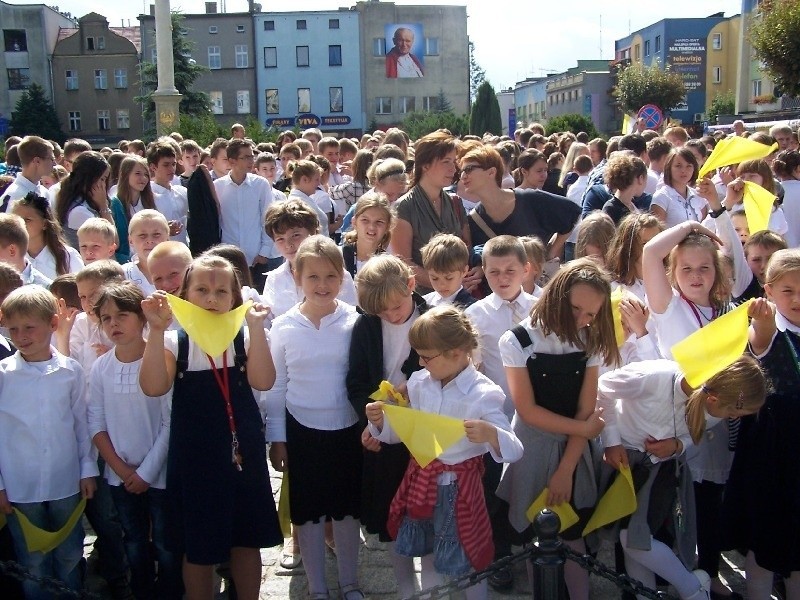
[166,294,252,357]
[583,465,637,536]
[698,136,778,179]
[277,474,291,538]
[622,113,632,135]
[610,287,626,347]
[382,404,465,468]
[742,181,776,235]
[369,380,409,407]
[0,498,86,553]
[671,299,752,388]
[525,489,579,532]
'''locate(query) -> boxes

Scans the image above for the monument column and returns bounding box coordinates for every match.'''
[152,0,182,136]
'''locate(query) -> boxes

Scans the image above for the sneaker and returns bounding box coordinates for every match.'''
[488,566,514,592]
[692,569,712,600]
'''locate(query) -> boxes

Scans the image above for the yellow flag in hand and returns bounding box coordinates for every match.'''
[382,404,465,468]
[369,380,409,407]
[671,300,752,388]
[583,465,637,536]
[166,294,252,357]
[698,136,778,179]
[525,489,579,532]
[610,287,626,347]
[0,498,87,553]
[742,181,776,235]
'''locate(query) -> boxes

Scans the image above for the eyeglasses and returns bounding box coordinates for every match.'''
[417,352,442,365]
[460,164,485,175]
[237,154,255,161]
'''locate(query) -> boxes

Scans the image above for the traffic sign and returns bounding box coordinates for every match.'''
[637,104,663,130]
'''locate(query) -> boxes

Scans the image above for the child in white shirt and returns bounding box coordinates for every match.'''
[420,233,476,309]
[124,210,170,296]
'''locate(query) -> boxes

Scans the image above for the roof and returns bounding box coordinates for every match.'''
[56,25,141,52]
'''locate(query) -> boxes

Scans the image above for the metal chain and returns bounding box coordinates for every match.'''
[0,559,101,599]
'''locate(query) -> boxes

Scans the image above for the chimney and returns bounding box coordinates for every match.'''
[205,2,218,13]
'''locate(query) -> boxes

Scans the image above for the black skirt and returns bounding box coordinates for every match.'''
[360,443,410,541]
[286,411,363,525]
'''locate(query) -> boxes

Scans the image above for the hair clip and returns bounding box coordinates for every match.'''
[701,384,713,395]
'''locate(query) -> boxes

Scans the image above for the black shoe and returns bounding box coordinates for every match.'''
[488,566,514,591]
[107,576,135,600]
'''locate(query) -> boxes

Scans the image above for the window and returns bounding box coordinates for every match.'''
[264,46,277,68]
[209,26,218,34]
[373,38,386,56]
[235,45,248,68]
[7,68,29,90]
[644,40,651,57]
[94,69,107,90]
[297,88,310,113]
[375,96,392,114]
[3,30,27,52]
[208,46,221,69]
[329,87,343,113]
[634,44,640,60]
[265,89,279,114]
[237,90,250,114]
[236,25,245,33]
[114,68,127,88]
[712,33,722,50]
[713,66,722,84]
[65,70,78,90]
[423,96,441,112]
[296,46,309,67]
[399,96,416,114]
[329,19,339,29]
[424,37,439,56]
[296,19,306,30]
[97,36,105,50]
[655,35,661,52]
[150,47,157,63]
[752,79,762,98]
[264,20,274,31]
[116,109,129,129]
[68,111,81,132]
[210,91,223,114]
[97,110,110,131]
[329,45,342,66]
[87,36,95,50]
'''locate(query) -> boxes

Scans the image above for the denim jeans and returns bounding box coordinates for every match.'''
[84,461,129,583]
[7,493,85,600]
[109,486,182,599]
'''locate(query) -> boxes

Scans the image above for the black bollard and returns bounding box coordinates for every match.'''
[531,509,565,600]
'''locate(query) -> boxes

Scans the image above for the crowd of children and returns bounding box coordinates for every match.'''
[0,120,797,600]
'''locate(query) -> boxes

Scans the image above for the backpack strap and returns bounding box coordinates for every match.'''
[176,329,190,375]
[510,324,533,349]
[233,329,247,369]
[468,209,498,240]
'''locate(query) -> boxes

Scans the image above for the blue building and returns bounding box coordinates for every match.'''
[513,77,548,128]
[253,10,363,136]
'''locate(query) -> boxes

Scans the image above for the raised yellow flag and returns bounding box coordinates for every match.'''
[525,489,579,532]
[622,114,632,135]
[671,299,752,388]
[610,287,626,347]
[698,136,778,179]
[382,404,465,468]
[369,380,409,407]
[166,294,252,357]
[583,465,636,536]
[742,181,776,235]
[0,498,86,553]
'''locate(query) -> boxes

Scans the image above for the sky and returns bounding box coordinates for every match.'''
[16,0,743,89]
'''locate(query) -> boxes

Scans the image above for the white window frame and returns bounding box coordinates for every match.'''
[65,69,78,90]
[68,111,81,131]
[712,67,722,84]
[423,96,440,112]
[712,33,722,50]
[399,96,415,114]
[210,91,223,114]
[208,46,221,70]
[424,37,439,56]
[97,109,110,131]
[94,68,107,90]
[114,68,127,88]
[296,45,309,67]
[753,79,762,98]
[373,38,386,56]
[264,46,277,68]
[235,45,248,68]
[116,109,129,129]
[236,90,250,114]
[375,96,392,114]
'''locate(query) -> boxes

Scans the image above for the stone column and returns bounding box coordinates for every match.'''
[152,0,182,136]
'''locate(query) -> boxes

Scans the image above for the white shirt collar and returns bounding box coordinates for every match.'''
[7,348,76,373]
[775,310,800,334]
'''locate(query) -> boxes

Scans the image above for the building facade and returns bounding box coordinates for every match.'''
[545,61,614,135]
[139,7,258,129]
[51,13,142,146]
[513,77,548,129]
[0,1,76,136]
[355,1,469,128]
[253,10,363,137]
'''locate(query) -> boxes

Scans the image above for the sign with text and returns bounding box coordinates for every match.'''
[265,114,352,128]
[666,37,706,104]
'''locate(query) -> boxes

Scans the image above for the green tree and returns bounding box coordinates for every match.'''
[137,12,211,132]
[545,114,599,138]
[469,40,486,102]
[613,61,686,114]
[400,111,469,140]
[436,89,453,113]
[176,113,226,147]
[9,83,64,143]
[749,0,800,98]
[706,91,735,124]
[469,81,502,136]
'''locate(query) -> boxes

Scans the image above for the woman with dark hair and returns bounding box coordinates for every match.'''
[55,151,112,248]
[773,149,800,247]
[650,148,702,229]
[392,130,479,293]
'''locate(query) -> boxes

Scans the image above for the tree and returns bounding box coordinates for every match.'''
[137,12,211,132]
[706,91,735,124]
[545,114,599,138]
[400,111,469,140]
[749,0,800,98]
[436,89,453,113]
[469,81,501,136]
[469,40,486,102]
[613,61,686,114]
[9,83,64,143]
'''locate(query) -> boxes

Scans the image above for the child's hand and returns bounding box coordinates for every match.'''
[123,472,150,495]
[582,407,605,439]
[464,419,498,447]
[80,477,97,500]
[365,401,384,430]
[547,467,574,506]
[56,298,78,336]
[725,177,746,206]
[695,177,719,204]
[168,220,183,236]
[269,442,288,472]
[719,166,736,186]
[0,490,12,515]
[644,436,682,459]
[245,302,270,328]
[92,343,110,357]
[463,265,484,293]
[141,292,173,332]
[603,445,629,470]
[748,297,775,324]
[361,426,382,453]
[619,297,649,339]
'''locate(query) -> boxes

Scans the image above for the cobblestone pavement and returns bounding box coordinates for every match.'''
[84,467,754,599]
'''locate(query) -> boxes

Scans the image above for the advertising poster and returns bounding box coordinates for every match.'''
[666,37,706,98]
[385,23,425,78]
